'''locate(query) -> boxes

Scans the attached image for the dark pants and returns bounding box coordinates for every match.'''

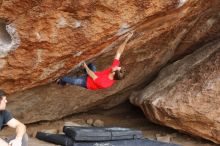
[60,63,96,88]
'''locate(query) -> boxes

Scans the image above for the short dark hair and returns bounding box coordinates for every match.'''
[113,67,126,80]
[0,90,6,99]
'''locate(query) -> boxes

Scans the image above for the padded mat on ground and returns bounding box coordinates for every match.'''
[63,126,143,141]
[36,132,180,146]
[72,139,180,146]
[36,132,73,146]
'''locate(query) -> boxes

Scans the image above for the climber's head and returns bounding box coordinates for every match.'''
[112,66,126,80]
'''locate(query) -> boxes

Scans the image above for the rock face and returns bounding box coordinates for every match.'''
[0,0,179,93]
[130,40,220,143]
[0,0,220,143]
[0,0,219,94]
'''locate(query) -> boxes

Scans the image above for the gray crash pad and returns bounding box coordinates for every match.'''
[63,126,143,141]
[36,132,180,146]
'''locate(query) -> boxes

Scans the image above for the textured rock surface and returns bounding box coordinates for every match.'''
[0,0,179,93]
[0,0,219,123]
[1,0,220,143]
[0,0,219,93]
[130,40,220,143]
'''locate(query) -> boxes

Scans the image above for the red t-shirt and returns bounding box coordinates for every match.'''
[87,59,120,90]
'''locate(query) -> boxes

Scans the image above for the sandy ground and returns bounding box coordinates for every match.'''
[1,101,218,146]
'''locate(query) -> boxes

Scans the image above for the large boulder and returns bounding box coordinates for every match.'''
[130,40,220,143]
[0,0,220,94]
[0,0,180,93]
[2,0,220,124]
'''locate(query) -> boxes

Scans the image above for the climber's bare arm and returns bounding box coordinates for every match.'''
[83,62,97,80]
[115,32,133,60]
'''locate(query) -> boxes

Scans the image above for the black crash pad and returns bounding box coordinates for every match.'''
[36,132,180,146]
[36,132,73,146]
[73,139,180,146]
[63,126,143,141]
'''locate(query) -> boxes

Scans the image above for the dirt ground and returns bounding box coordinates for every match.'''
[1,101,218,146]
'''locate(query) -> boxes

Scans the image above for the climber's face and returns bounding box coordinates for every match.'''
[112,66,121,73]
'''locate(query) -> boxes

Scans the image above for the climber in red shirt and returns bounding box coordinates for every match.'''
[57,32,133,90]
